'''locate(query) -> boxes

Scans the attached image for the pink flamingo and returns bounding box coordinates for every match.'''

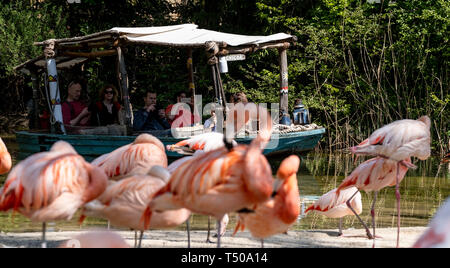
[349,116,431,247]
[0,141,108,248]
[92,134,167,180]
[232,155,301,248]
[81,166,191,248]
[305,187,362,236]
[146,104,274,248]
[167,132,237,155]
[336,157,411,247]
[168,133,237,243]
[412,198,450,248]
[0,137,12,175]
[59,231,130,248]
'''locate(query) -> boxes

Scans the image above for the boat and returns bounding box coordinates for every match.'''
[16,128,325,161]
[14,24,325,160]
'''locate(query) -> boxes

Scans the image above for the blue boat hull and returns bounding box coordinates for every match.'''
[16,128,325,161]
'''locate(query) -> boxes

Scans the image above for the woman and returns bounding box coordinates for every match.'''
[91,85,122,126]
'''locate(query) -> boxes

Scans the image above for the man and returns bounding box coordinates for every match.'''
[133,92,170,131]
[62,80,91,126]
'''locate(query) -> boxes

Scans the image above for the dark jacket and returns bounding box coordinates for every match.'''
[90,101,121,126]
[133,108,170,131]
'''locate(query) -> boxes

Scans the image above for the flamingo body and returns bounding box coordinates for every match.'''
[305,187,362,218]
[0,141,108,222]
[0,138,12,175]
[149,143,272,223]
[337,157,410,194]
[92,134,167,179]
[413,198,450,248]
[167,132,237,155]
[59,231,130,248]
[350,116,431,161]
[233,155,301,239]
[83,168,190,231]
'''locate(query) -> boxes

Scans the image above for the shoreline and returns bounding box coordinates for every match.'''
[0,226,427,248]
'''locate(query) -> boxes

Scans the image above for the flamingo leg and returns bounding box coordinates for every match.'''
[134,231,138,248]
[261,239,264,248]
[371,191,378,248]
[186,218,191,248]
[216,218,222,248]
[41,222,47,248]
[138,231,144,248]
[346,189,373,239]
[206,216,213,243]
[338,218,343,236]
[395,162,401,248]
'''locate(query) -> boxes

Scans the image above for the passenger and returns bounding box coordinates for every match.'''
[158,108,171,129]
[62,80,91,127]
[133,91,170,131]
[232,92,248,104]
[90,85,122,126]
[166,92,200,128]
[204,109,217,131]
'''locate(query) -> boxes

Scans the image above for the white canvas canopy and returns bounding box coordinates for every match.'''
[16,24,294,73]
[111,24,293,47]
[33,23,294,48]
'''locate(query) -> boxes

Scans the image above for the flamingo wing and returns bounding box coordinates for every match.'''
[413,198,450,248]
[351,117,431,161]
[0,138,12,175]
[92,134,167,178]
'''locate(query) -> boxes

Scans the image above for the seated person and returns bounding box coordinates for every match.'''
[165,92,200,128]
[62,80,91,127]
[204,109,217,131]
[133,91,170,131]
[90,85,122,126]
[232,92,248,104]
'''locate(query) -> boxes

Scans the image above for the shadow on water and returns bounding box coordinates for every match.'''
[1,137,449,233]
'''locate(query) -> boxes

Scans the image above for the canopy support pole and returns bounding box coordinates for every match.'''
[205,42,226,107]
[279,47,291,125]
[44,41,65,134]
[187,48,196,97]
[30,70,40,130]
[116,46,133,133]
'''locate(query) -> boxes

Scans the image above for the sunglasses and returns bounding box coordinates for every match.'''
[105,90,114,94]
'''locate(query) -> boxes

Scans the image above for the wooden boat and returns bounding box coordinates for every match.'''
[14,24,325,160]
[16,128,325,161]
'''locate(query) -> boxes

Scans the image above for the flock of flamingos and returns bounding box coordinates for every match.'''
[0,104,449,248]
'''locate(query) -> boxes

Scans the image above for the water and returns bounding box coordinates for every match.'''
[1,137,449,233]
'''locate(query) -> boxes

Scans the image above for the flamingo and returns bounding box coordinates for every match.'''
[412,198,450,248]
[349,116,431,247]
[0,137,12,175]
[167,132,237,155]
[232,155,301,248]
[304,187,362,236]
[336,157,410,247]
[146,103,274,248]
[59,231,130,248]
[81,165,191,248]
[0,141,108,248]
[168,134,237,243]
[92,134,167,180]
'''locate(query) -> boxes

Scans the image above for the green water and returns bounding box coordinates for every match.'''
[1,137,449,233]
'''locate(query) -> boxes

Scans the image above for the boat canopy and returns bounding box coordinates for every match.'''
[15,24,295,74]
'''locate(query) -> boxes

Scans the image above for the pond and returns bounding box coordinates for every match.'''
[0,136,449,233]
